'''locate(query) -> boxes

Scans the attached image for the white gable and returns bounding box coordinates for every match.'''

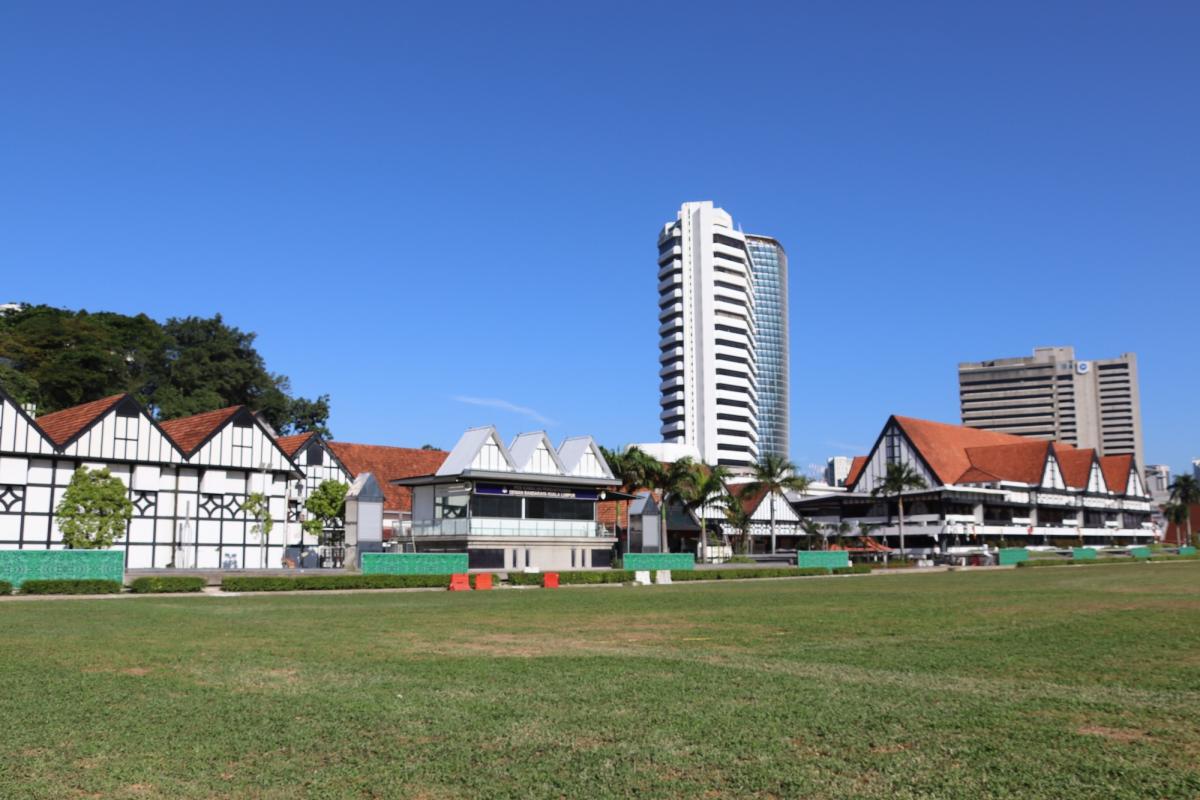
[0,394,55,456]
[854,422,936,493]
[436,426,515,476]
[748,491,800,523]
[1087,461,1107,493]
[188,414,295,472]
[509,432,565,475]
[558,436,615,480]
[55,399,184,464]
[1042,456,1065,489]
[1127,468,1147,498]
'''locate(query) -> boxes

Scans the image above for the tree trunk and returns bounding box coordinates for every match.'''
[660,494,668,554]
[699,516,707,563]
[898,496,906,562]
[770,494,777,555]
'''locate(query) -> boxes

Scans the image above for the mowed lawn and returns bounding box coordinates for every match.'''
[2,565,1199,799]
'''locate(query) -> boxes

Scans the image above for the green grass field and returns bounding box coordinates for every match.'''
[2,564,1199,799]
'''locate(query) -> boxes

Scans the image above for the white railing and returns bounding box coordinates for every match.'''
[411,518,608,538]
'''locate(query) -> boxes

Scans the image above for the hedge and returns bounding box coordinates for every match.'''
[129,576,207,594]
[1017,559,1074,568]
[508,570,635,586]
[19,579,123,595]
[833,564,873,575]
[873,559,915,569]
[222,574,451,592]
[670,567,835,581]
[1017,555,1200,569]
[0,580,11,595]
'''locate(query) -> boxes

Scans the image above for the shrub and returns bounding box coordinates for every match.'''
[833,564,873,575]
[507,571,635,586]
[728,555,756,564]
[874,559,915,569]
[0,581,11,595]
[1017,559,1073,568]
[221,574,451,592]
[129,576,207,594]
[19,579,123,595]
[669,567,833,581]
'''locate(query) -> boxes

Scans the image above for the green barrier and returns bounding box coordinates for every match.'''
[795,551,850,569]
[0,550,124,588]
[361,553,468,575]
[1129,546,1151,560]
[998,548,1029,566]
[1071,548,1097,561]
[623,553,695,571]
[1179,546,1197,556]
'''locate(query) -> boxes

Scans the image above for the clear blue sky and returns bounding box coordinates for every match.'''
[2,2,1197,476]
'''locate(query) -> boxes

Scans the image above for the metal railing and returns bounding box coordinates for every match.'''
[410,518,611,538]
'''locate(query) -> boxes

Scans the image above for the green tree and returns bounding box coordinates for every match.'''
[871,462,928,560]
[55,467,134,549]
[678,462,731,562]
[800,518,824,551]
[240,492,275,568]
[722,493,752,555]
[1168,475,1200,546]
[743,454,812,555]
[601,445,656,552]
[303,480,349,543]
[642,457,698,554]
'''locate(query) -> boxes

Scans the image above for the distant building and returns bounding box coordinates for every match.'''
[1144,464,1171,499]
[958,346,1144,469]
[825,456,853,487]
[794,415,1155,553]
[745,234,789,458]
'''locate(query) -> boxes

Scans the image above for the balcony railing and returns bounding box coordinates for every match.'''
[411,518,612,538]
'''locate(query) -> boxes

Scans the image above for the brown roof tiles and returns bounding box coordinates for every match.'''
[326,441,448,513]
[36,394,126,446]
[158,406,242,454]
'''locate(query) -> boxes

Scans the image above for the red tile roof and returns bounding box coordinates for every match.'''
[961,441,1050,485]
[326,441,448,513]
[844,456,868,487]
[158,406,242,454]
[1099,454,1134,494]
[275,432,316,457]
[1053,445,1097,490]
[36,394,126,446]
[894,416,1027,485]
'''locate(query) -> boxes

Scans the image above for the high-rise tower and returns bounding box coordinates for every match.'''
[657,201,788,468]
[745,235,789,458]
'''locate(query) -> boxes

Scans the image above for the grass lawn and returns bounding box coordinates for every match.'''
[2,565,1199,799]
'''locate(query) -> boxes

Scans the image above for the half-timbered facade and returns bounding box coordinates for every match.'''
[0,389,305,569]
[793,415,1155,553]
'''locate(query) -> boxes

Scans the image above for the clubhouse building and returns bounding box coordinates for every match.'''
[793,416,1156,553]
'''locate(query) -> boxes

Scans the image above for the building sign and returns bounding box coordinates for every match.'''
[474,483,599,501]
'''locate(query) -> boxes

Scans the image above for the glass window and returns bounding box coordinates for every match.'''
[470,495,522,518]
[525,498,594,521]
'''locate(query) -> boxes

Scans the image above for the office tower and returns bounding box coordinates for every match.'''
[745,235,789,458]
[825,455,853,487]
[958,346,1145,468]
[658,202,760,468]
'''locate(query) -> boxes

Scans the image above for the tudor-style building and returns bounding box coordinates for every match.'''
[0,388,306,569]
[793,416,1155,553]
[394,426,622,570]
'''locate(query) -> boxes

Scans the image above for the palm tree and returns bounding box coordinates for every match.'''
[678,462,731,562]
[643,457,699,554]
[601,445,655,553]
[722,492,752,555]
[1168,475,1200,546]
[743,454,812,555]
[1164,503,1190,548]
[799,518,823,551]
[871,462,928,560]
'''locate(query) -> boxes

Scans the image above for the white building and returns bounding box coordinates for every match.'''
[0,390,307,569]
[658,201,760,468]
[825,456,854,487]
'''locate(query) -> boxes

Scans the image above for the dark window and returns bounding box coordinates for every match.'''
[307,443,324,466]
[469,549,505,569]
[591,549,613,568]
[525,498,594,521]
[470,495,523,518]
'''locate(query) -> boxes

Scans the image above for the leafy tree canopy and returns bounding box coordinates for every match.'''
[56,467,134,549]
[303,479,348,537]
[0,305,331,435]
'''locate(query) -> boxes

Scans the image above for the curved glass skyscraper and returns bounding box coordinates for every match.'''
[745,235,789,458]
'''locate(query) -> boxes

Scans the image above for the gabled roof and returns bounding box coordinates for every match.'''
[1099,454,1135,493]
[893,416,1026,485]
[960,440,1050,485]
[158,406,243,454]
[276,432,318,457]
[508,431,566,475]
[558,435,616,480]
[326,441,448,512]
[1053,445,1099,490]
[35,394,125,446]
[843,456,867,487]
[436,425,516,476]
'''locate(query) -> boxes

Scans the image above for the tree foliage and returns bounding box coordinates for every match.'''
[303,480,349,538]
[55,467,134,549]
[0,305,331,435]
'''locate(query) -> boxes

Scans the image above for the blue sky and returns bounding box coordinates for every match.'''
[2,2,1197,475]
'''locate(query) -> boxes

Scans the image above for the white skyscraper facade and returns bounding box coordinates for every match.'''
[658,201,787,468]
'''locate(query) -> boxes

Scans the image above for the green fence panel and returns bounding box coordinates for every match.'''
[361,553,468,575]
[623,553,695,572]
[998,548,1029,566]
[1071,548,1097,561]
[1129,546,1151,560]
[0,550,124,588]
[1179,546,1197,556]
[795,551,851,569]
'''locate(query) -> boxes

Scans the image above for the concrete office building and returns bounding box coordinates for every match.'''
[958,346,1144,469]
[825,456,854,487]
[657,202,789,468]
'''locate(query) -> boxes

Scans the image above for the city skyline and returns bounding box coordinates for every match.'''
[2,3,1197,477]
